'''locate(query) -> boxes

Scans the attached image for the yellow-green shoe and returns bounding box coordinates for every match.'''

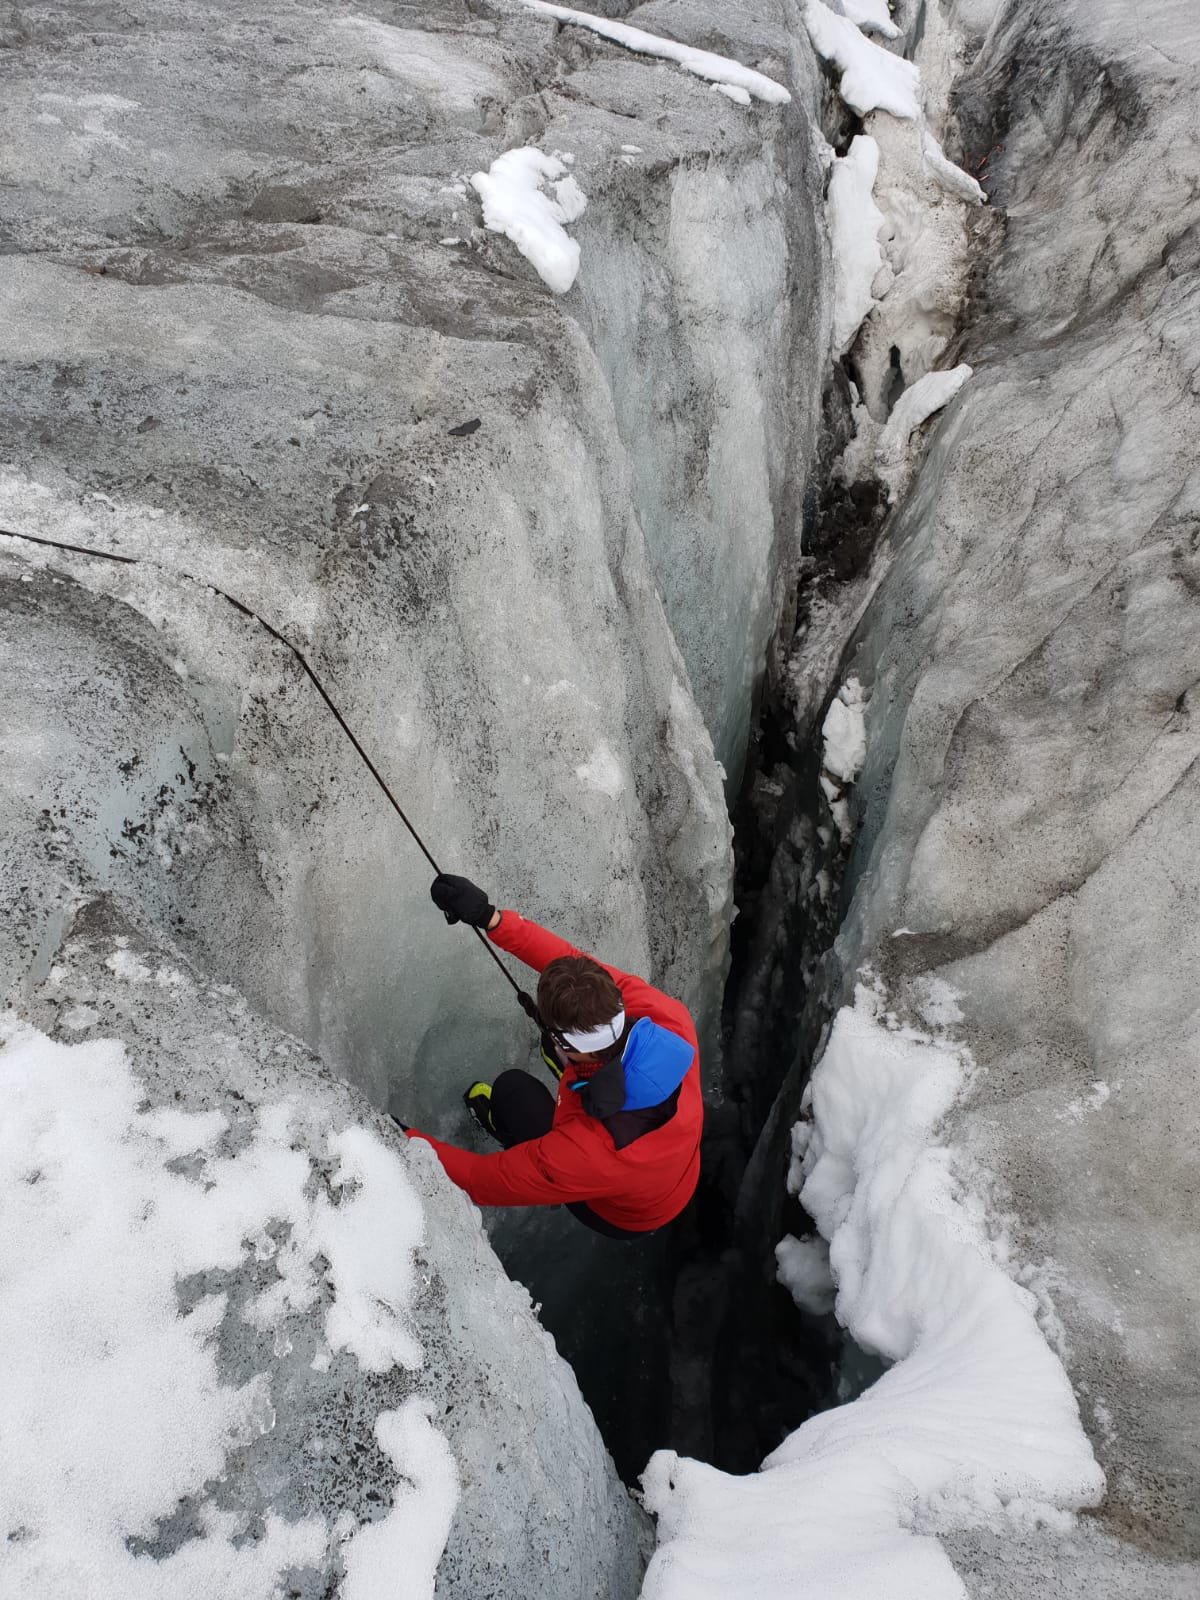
[463,1080,496,1135]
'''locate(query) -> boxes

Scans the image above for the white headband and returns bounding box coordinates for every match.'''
[560,1009,626,1054]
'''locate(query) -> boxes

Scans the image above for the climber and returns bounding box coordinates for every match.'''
[401,873,702,1239]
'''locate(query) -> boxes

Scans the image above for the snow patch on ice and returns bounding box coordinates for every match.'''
[60,1002,100,1030]
[642,983,1104,1600]
[106,946,153,982]
[1058,1082,1116,1122]
[313,1123,426,1371]
[0,1017,454,1597]
[803,1,920,119]
[575,741,625,799]
[828,135,887,355]
[877,364,973,465]
[518,2,790,105]
[922,129,986,205]
[339,1400,458,1600]
[470,146,588,293]
[776,1234,836,1315]
[822,677,868,783]
[913,977,965,1029]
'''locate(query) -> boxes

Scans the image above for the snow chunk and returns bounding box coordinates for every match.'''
[105,946,152,982]
[877,364,973,464]
[843,0,901,39]
[821,676,868,784]
[775,1234,836,1315]
[713,81,752,106]
[803,2,920,119]
[470,146,588,293]
[922,129,987,205]
[518,2,790,105]
[0,1021,454,1598]
[828,135,886,355]
[641,984,1104,1600]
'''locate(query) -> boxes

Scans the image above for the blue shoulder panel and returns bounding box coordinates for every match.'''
[618,1017,694,1111]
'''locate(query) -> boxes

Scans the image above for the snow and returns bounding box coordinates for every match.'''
[913,977,965,1029]
[775,1234,836,1315]
[0,1019,455,1598]
[922,129,987,205]
[518,2,791,105]
[641,983,1104,1600]
[339,1401,458,1600]
[877,364,973,464]
[1058,1081,1116,1122]
[843,0,901,40]
[470,146,588,293]
[106,944,152,982]
[311,1124,426,1372]
[575,740,625,798]
[821,676,869,784]
[803,2,921,119]
[828,135,886,355]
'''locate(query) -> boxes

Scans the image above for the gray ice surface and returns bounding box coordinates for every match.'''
[0,0,832,1136]
[0,0,831,1592]
[12,907,649,1598]
[743,0,1200,1591]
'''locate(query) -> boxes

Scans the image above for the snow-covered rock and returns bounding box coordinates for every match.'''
[1,912,647,1598]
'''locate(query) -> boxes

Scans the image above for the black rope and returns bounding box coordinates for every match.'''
[0,524,538,1018]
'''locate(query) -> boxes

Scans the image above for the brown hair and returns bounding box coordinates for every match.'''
[538,956,623,1046]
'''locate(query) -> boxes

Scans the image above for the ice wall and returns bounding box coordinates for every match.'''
[0,0,830,1125]
[843,4,1200,1581]
[0,2,836,1593]
[716,0,1200,1594]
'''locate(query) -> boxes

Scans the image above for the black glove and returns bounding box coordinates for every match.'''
[431,872,495,928]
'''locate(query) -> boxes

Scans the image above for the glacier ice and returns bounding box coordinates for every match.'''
[1,915,647,1598]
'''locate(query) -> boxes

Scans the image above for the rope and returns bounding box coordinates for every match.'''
[0,524,539,1019]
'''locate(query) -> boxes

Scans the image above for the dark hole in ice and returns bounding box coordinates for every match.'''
[487,649,874,1484]
[884,345,906,414]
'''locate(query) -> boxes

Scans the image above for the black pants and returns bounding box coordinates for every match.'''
[490,1070,645,1241]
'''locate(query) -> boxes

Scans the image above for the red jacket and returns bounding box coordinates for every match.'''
[410,912,702,1232]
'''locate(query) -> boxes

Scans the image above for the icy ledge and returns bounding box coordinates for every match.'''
[640,982,1103,1600]
[519,1,791,106]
